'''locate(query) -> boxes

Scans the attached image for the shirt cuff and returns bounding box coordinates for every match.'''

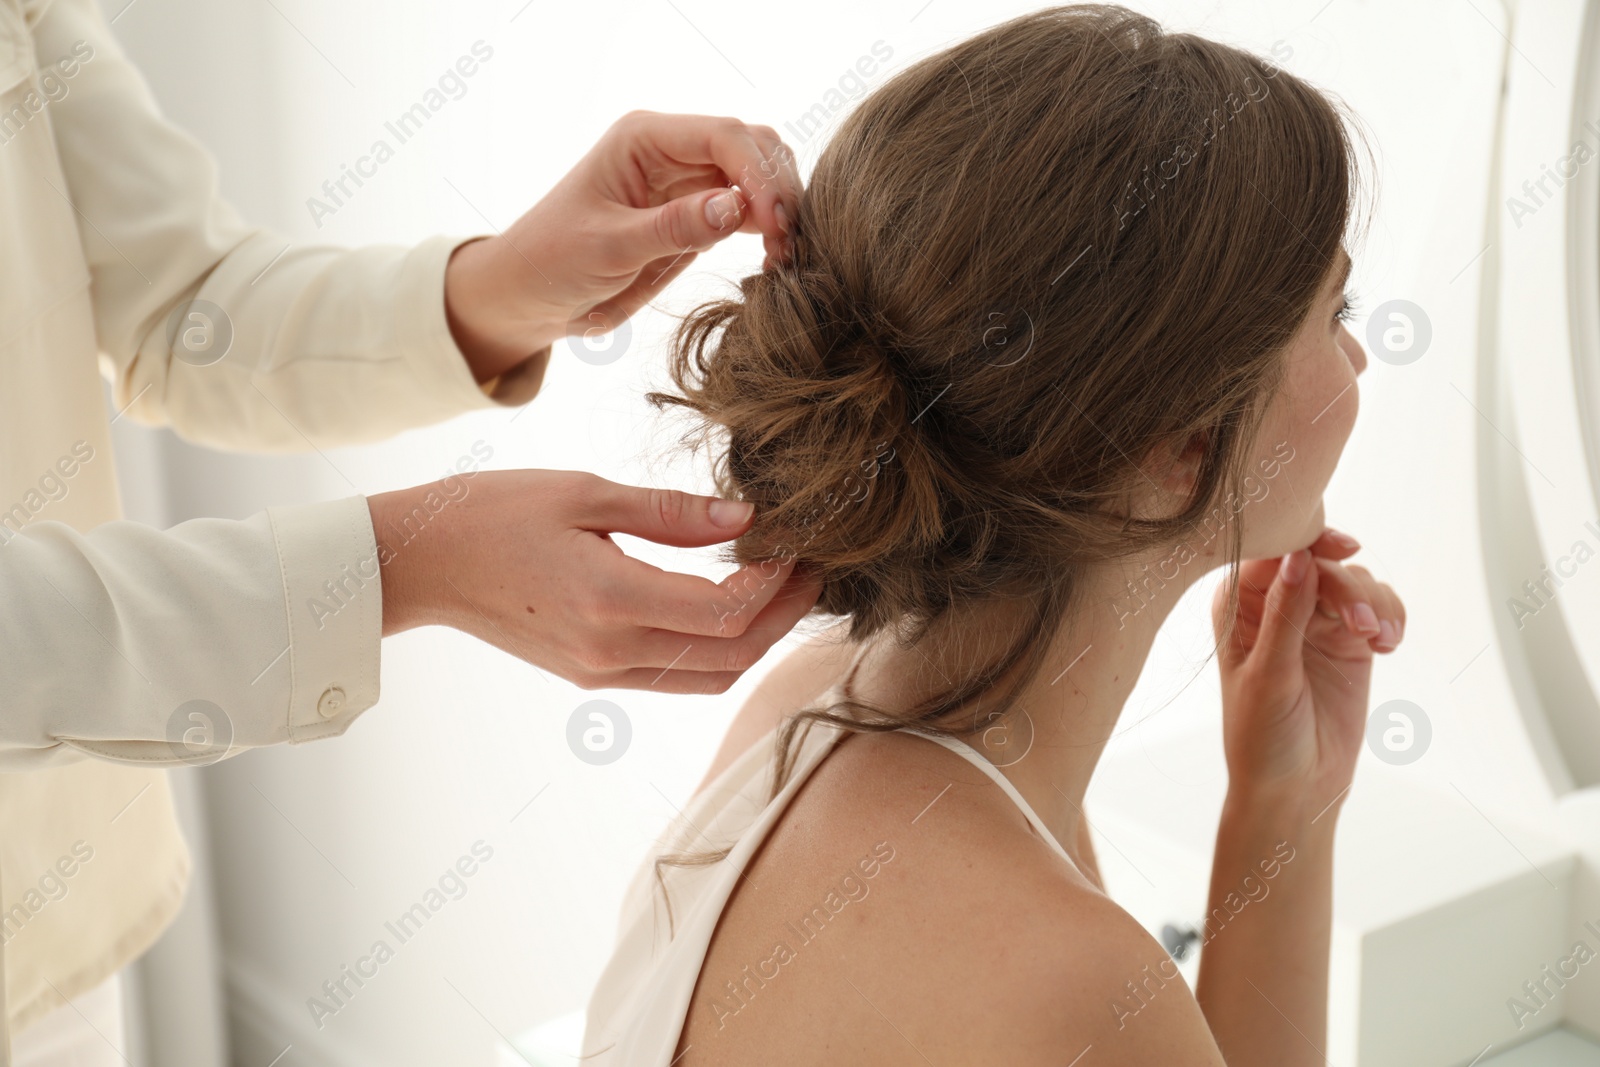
[399,234,552,412]
[266,494,383,742]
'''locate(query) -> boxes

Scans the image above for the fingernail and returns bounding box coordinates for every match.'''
[1327,528,1361,551]
[706,190,741,229]
[1377,620,1396,648]
[1352,601,1380,634]
[1280,549,1307,585]
[774,201,791,234]
[709,498,754,528]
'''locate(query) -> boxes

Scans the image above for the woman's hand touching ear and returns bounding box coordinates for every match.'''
[1210,527,1406,818]
[443,110,802,382]
[369,470,821,694]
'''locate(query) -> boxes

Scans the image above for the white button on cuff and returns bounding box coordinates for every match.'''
[317,686,347,719]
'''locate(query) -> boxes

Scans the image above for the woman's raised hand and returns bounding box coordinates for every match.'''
[1210,527,1407,817]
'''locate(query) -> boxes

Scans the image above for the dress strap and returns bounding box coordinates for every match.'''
[897,726,1083,877]
[826,644,1083,878]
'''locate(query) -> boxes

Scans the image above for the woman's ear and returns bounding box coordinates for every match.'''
[1129,429,1206,524]
[1152,430,1207,496]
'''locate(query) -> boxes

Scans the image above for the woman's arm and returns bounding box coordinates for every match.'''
[1198,532,1404,1066]
[1193,790,1337,1065]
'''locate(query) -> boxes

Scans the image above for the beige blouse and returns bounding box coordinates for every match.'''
[0,0,544,1054]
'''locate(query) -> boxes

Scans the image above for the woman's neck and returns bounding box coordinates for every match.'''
[840,555,1206,867]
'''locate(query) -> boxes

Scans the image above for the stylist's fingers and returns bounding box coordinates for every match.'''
[606,554,808,639]
[603,668,744,695]
[618,111,800,264]
[582,478,755,547]
[592,565,822,677]
[585,246,707,326]
[632,185,750,262]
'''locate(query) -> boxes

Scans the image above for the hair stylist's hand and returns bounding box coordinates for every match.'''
[1210,527,1407,816]
[368,470,821,693]
[444,110,802,381]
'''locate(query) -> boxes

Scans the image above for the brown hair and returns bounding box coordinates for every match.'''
[646,2,1367,916]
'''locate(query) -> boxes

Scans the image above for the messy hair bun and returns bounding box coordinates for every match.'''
[651,1,1362,734]
[661,261,980,634]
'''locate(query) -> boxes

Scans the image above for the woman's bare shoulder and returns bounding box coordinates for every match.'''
[679,729,1226,1066]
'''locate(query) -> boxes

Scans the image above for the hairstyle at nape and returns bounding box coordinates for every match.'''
[646,2,1371,918]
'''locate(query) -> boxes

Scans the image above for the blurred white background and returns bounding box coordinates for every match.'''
[93,0,1599,1064]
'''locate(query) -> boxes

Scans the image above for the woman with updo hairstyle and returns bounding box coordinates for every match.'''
[582,5,1405,1065]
